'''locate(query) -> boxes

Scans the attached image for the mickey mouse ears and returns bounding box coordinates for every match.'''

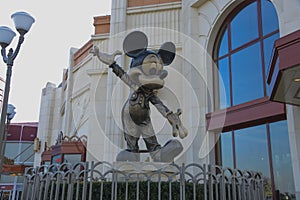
[123,31,148,58]
[158,42,176,66]
[123,31,176,65]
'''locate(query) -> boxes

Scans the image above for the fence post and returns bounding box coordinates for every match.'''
[82,162,89,200]
[220,167,226,200]
[88,161,94,200]
[180,163,185,200]
[203,164,207,200]
[67,172,74,200]
[21,167,33,200]
[208,165,213,200]
[31,167,40,200]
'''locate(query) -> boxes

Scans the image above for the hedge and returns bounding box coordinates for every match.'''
[45,181,205,200]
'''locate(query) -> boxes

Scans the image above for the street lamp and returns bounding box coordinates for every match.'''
[0,11,35,175]
[6,104,16,127]
[2,104,16,158]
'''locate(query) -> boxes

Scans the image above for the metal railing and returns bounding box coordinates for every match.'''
[21,161,265,200]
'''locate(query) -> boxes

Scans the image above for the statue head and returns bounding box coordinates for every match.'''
[123,31,176,90]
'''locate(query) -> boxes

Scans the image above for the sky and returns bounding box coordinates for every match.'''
[0,0,111,122]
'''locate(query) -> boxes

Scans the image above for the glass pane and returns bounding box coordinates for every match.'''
[231,2,259,49]
[269,121,296,199]
[235,125,270,176]
[261,0,279,35]
[64,154,82,164]
[231,42,264,105]
[263,33,279,73]
[4,142,19,159]
[0,175,14,184]
[218,58,230,109]
[235,125,272,198]
[218,29,228,57]
[19,143,34,163]
[221,132,233,168]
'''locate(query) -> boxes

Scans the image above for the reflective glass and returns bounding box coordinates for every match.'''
[4,142,19,159]
[261,0,279,35]
[269,121,296,199]
[218,58,230,109]
[64,154,82,164]
[221,132,233,168]
[234,125,271,198]
[218,29,228,57]
[20,143,34,163]
[0,175,14,184]
[264,33,279,73]
[231,2,259,49]
[231,43,264,105]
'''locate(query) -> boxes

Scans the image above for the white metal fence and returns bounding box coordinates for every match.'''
[21,161,265,200]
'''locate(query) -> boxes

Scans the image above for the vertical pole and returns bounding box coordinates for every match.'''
[0,62,12,175]
[11,176,17,200]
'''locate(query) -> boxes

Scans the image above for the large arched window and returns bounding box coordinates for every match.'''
[212,0,296,199]
[215,0,279,109]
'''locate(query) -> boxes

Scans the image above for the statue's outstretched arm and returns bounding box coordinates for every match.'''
[90,45,122,66]
[91,46,138,91]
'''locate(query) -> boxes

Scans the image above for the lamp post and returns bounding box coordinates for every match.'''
[0,11,35,175]
[2,104,16,154]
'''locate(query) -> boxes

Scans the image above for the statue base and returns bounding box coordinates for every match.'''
[113,161,179,181]
[116,139,183,163]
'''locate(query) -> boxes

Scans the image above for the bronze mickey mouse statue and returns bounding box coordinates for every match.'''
[91,31,187,162]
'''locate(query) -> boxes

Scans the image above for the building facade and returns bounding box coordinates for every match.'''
[0,122,38,199]
[35,0,300,199]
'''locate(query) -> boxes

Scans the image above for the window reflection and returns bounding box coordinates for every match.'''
[231,43,264,105]
[264,33,279,72]
[218,29,228,57]
[215,0,279,109]
[261,0,279,35]
[270,121,295,199]
[64,154,82,164]
[4,142,34,163]
[220,121,296,199]
[220,132,233,168]
[231,2,258,49]
[234,125,270,177]
[218,58,230,109]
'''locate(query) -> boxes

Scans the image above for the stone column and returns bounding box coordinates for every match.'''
[34,83,57,167]
[274,0,300,197]
[103,0,128,163]
[286,105,300,199]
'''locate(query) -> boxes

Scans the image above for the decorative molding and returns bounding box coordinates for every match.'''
[73,40,93,66]
[87,68,108,76]
[127,1,181,14]
[71,84,91,101]
[72,56,93,73]
[206,97,286,132]
[91,33,110,41]
[191,0,209,8]
[60,100,66,115]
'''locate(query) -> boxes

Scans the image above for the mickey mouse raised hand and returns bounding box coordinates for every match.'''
[91,31,187,162]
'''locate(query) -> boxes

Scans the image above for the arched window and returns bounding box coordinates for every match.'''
[212,0,296,199]
[215,0,279,109]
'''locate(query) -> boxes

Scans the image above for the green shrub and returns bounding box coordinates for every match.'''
[45,181,205,199]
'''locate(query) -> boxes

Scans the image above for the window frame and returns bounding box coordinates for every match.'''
[206,1,287,199]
